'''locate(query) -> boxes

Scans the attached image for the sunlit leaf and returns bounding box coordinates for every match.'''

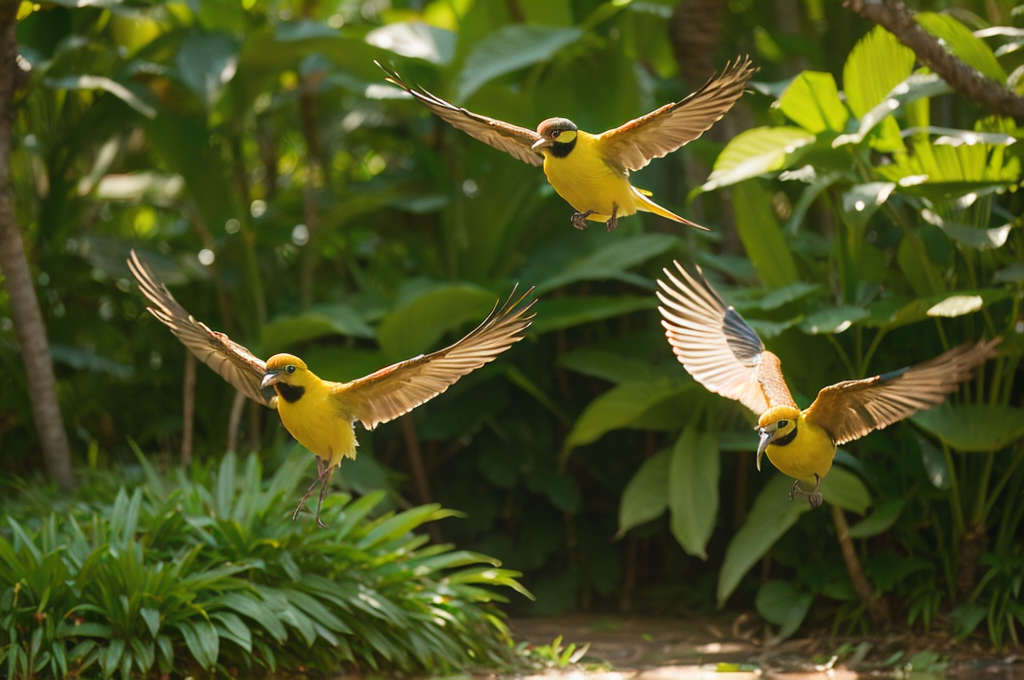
[175,32,239,110]
[44,75,156,118]
[564,380,690,450]
[777,71,849,133]
[916,12,1006,82]
[834,74,951,147]
[261,304,375,354]
[536,233,680,294]
[798,305,869,335]
[668,428,719,559]
[700,127,815,192]
[733,181,799,289]
[843,26,916,118]
[365,22,455,65]
[456,25,583,101]
[376,284,496,361]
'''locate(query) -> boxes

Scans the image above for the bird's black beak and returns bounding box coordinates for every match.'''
[756,427,774,472]
[531,138,553,150]
[260,370,283,390]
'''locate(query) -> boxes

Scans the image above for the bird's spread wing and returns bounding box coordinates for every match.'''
[805,339,1000,446]
[378,62,544,167]
[657,261,795,415]
[333,286,536,430]
[128,250,275,408]
[596,56,756,174]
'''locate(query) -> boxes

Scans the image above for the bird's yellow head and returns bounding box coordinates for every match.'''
[261,354,316,403]
[532,118,578,157]
[755,405,801,471]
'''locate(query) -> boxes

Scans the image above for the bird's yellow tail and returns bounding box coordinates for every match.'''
[631,186,709,231]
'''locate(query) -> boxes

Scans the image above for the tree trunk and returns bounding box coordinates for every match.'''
[0,4,75,491]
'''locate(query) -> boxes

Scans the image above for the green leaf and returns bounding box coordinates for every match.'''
[530,296,657,335]
[719,475,809,605]
[756,581,813,639]
[44,75,156,118]
[376,284,497,361]
[262,304,375,354]
[843,26,916,118]
[178,620,219,669]
[778,71,849,133]
[798,305,869,335]
[733,181,799,289]
[912,403,1024,453]
[668,428,720,559]
[820,466,871,515]
[536,233,680,294]
[834,74,951,147]
[700,127,815,192]
[139,608,160,638]
[176,32,239,110]
[848,498,906,538]
[564,380,690,450]
[617,448,670,538]
[931,220,1012,250]
[916,13,1006,82]
[456,25,582,101]
[365,22,455,65]
[842,182,896,231]
[867,289,1008,329]
[211,612,252,653]
[559,348,664,385]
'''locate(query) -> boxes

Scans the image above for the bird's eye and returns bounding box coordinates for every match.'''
[286,365,296,374]
[778,420,788,428]
[551,130,560,138]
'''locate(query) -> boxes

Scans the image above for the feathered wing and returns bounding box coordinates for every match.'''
[378,62,544,167]
[334,286,536,430]
[656,261,796,415]
[596,56,757,174]
[128,250,275,408]
[805,339,1000,445]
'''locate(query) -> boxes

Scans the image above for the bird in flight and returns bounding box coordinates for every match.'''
[656,261,999,507]
[378,58,755,232]
[129,251,535,526]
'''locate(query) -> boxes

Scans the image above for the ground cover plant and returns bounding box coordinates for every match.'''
[1,0,1022,664]
[0,448,528,678]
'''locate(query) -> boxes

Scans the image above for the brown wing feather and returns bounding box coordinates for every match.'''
[333,286,536,430]
[128,250,275,408]
[378,62,544,167]
[597,56,757,173]
[805,338,1000,445]
[656,261,795,416]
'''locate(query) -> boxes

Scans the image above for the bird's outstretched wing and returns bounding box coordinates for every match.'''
[378,61,544,167]
[333,286,535,431]
[805,339,1000,446]
[128,250,275,408]
[597,56,757,174]
[657,261,795,416]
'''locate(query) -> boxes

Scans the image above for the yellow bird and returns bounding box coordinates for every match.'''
[656,262,1000,507]
[378,58,756,232]
[129,251,535,526]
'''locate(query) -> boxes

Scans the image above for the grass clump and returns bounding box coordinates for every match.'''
[0,450,530,678]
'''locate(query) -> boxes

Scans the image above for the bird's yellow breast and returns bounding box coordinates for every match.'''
[543,131,638,220]
[764,413,835,481]
[276,384,356,468]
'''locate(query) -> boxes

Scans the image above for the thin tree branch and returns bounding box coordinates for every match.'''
[0,3,75,490]
[180,351,195,466]
[845,0,1024,119]
[832,504,890,627]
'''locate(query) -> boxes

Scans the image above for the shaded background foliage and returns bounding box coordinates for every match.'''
[1,0,1023,654]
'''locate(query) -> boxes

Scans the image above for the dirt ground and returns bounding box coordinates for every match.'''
[504,615,1024,680]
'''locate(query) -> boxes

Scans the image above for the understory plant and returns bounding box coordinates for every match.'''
[0,449,529,678]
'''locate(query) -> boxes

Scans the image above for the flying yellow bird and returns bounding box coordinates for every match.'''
[656,262,1000,507]
[129,251,535,526]
[378,58,756,232]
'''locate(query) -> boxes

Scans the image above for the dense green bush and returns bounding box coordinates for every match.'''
[1,449,528,678]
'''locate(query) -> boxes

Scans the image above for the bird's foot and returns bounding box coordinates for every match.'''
[808,491,824,508]
[606,204,619,232]
[789,475,825,507]
[571,210,595,230]
[316,515,327,529]
[788,478,801,501]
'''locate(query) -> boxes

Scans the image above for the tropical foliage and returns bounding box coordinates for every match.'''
[1,0,1022,663]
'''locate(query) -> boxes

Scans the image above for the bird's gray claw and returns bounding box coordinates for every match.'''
[808,492,824,508]
[571,210,594,230]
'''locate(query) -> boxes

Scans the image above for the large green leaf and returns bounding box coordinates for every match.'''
[733,181,799,289]
[798,305,869,335]
[176,31,239,110]
[564,380,690,450]
[777,71,848,133]
[261,304,375,355]
[617,448,670,538]
[43,75,155,118]
[177,619,219,670]
[668,428,720,560]
[848,498,906,538]
[718,475,809,605]
[912,403,1024,452]
[456,25,583,101]
[916,13,1006,82]
[843,26,916,118]
[866,289,1010,330]
[819,466,871,515]
[700,127,815,193]
[756,581,813,639]
[365,22,455,65]
[536,233,680,294]
[530,296,657,335]
[834,74,951,147]
[376,284,497,361]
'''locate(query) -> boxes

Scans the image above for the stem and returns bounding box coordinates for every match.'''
[942,440,965,539]
[860,328,888,376]
[0,4,75,491]
[984,444,1024,519]
[401,416,441,541]
[826,334,857,377]
[180,351,196,467]
[972,452,995,525]
[226,390,246,454]
[831,504,890,626]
